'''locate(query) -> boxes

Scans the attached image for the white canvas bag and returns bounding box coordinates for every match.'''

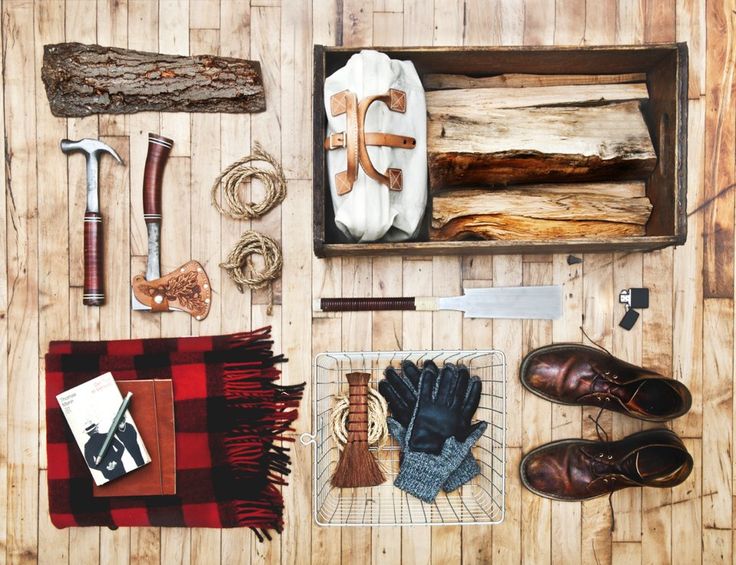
[324,50,427,242]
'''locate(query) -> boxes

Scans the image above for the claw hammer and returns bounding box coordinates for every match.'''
[60,138,123,306]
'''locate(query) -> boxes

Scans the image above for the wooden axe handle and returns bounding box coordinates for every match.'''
[143,134,173,224]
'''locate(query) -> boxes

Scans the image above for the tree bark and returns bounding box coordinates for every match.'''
[42,42,266,117]
[427,100,656,191]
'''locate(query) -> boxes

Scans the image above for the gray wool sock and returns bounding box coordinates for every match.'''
[387,418,481,493]
[392,421,488,503]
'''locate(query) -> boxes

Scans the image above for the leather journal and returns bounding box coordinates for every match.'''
[93,379,176,497]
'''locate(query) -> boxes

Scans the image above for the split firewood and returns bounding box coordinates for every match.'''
[430,215,645,241]
[427,100,656,191]
[431,185,653,229]
[426,83,649,114]
[42,42,266,117]
[423,72,647,90]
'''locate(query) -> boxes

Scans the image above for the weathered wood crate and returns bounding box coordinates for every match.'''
[313,44,688,257]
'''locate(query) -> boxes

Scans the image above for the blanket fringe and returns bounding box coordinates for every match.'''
[221,330,305,538]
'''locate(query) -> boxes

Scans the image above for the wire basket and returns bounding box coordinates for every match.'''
[300,350,506,527]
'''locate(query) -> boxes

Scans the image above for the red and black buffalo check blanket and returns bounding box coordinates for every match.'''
[45,326,303,540]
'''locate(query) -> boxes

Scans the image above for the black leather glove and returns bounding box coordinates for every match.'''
[379,360,482,449]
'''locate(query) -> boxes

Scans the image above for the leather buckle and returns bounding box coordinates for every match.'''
[324,132,345,150]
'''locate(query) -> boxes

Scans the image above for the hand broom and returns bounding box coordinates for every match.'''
[331,372,386,488]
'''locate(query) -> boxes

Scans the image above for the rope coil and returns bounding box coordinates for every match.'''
[213,144,287,316]
[330,385,389,450]
[210,143,287,220]
[220,231,282,315]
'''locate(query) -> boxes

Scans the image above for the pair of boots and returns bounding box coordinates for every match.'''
[519,344,693,501]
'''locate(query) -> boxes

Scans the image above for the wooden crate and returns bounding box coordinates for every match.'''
[313,44,688,257]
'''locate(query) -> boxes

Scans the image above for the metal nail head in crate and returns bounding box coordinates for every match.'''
[300,350,506,527]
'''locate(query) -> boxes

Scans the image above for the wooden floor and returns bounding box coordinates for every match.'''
[0,0,731,563]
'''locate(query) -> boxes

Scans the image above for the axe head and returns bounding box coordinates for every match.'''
[131,260,212,320]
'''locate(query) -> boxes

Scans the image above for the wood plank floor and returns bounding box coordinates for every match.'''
[1,0,729,563]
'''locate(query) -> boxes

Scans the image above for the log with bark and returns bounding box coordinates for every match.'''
[430,182,652,241]
[42,42,266,117]
[427,99,656,191]
[422,72,648,90]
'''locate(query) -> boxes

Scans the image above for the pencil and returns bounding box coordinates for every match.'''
[94,391,133,466]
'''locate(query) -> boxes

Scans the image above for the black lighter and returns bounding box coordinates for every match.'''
[618,288,650,330]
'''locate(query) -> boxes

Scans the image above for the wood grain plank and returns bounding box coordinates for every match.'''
[671,438,701,565]
[703,0,735,298]
[673,99,705,438]
[4,1,41,562]
[676,0,706,98]
[643,0,676,42]
[189,0,220,29]
[702,298,733,563]
[281,0,311,179]
[159,0,190,156]
[0,3,7,557]
[555,0,586,44]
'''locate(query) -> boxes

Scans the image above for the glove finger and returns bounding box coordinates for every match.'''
[400,360,422,390]
[386,417,407,446]
[385,365,418,407]
[436,363,457,406]
[378,380,412,428]
[460,376,482,426]
[422,359,440,378]
[462,420,488,447]
[419,367,437,404]
[451,365,470,409]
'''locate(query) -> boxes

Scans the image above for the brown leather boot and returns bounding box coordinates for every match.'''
[520,429,693,501]
[520,343,691,422]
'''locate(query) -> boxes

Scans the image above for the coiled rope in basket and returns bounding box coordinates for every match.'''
[330,384,389,450]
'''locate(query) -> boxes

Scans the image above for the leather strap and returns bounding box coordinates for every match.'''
[324,132,416,151]
[326,88,414,195]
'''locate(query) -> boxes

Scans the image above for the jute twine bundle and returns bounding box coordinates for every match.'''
[210,143,287,220]
[212,144,286,315]
[330,384,389,450]
[220,231,282,315]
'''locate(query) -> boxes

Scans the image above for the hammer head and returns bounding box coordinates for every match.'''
[60,138,123,163]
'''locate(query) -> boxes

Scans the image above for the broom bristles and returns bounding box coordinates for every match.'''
[330,372,386,488]
[331,440,385,487]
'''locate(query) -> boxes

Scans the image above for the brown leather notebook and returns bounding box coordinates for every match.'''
[93,379,176,497]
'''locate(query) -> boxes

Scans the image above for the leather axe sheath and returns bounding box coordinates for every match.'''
[131,133,211,320]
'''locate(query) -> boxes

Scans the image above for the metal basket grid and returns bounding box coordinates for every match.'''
[301,350,506,527]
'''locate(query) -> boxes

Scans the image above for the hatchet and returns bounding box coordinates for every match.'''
[131,133,212,320]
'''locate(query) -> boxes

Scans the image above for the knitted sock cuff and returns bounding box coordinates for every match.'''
[442,453,480,492]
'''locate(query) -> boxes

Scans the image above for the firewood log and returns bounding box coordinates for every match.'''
[430,215,645,241]
[431,186,653,229]
[41,42,266,117]
[427,100,656,191]
[422,72,647,90]
[426,83,649,113]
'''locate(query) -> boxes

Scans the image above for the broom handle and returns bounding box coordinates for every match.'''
[345,372,371,443]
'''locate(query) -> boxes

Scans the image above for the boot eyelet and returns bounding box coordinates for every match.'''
[598,453,605,458]
[607,455,613,460]
[604,397,611,402]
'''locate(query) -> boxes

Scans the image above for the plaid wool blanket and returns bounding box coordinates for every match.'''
[45,327,303,540]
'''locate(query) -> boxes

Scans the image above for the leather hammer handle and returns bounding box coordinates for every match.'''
[143,134,173,224]
[83,212,104,306]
